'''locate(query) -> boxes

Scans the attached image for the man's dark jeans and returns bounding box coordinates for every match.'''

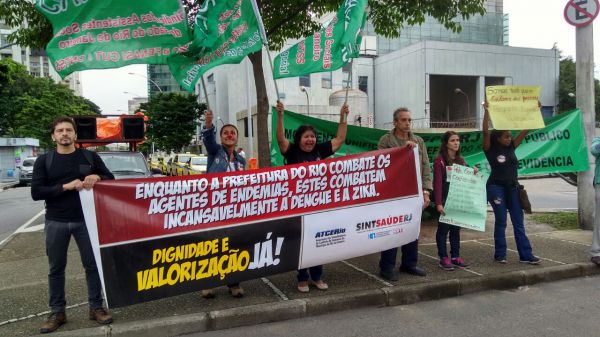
[379,239,419,272]
[45,220,103,313]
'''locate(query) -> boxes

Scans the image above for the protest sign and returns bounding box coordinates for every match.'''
[270,108,589,176]
[439,165,488,232]
[81,147,422,307]
[272,0,368,79]
[485,85,545,130]
[169,0,264,92]
[35,0,191,77]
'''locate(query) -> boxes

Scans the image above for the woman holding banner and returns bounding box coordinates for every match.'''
[433,131,472,270]
[200,110,247,299]
[275,101,349,293]
[482,104,540,265]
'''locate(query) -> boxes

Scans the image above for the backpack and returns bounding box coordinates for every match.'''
[45,148,94,173]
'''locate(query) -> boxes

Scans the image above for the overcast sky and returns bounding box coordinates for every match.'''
[80,0,599,114]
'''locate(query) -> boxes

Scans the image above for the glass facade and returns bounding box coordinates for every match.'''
[366,0,505,55]
[147,64,187,96]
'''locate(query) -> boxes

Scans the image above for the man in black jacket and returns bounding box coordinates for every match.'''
[31,117,114,334]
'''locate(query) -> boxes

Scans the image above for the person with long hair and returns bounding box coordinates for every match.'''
[200,110,247,298]
[433,131,473,270]
[482,103,540,265]
[275,101,349,292]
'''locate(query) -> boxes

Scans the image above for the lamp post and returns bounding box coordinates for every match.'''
[454,88,470,122]
[123,91,145,97]
[127,72,163,93]
[300,86,310,116]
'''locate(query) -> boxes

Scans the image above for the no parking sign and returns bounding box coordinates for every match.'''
[564,0,599,27]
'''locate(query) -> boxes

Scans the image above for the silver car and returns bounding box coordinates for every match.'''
[98,152,162,180]
[19,157,37,185]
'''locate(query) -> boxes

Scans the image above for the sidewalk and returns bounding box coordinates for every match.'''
[0,214,598,337]
[0,180,19,191]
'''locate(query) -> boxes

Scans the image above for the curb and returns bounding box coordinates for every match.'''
[41,262,600,337]
[0,182,18,191]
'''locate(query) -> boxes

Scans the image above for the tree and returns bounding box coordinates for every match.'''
[558,55,600,119]
[3,0,486,166]
[0,59,95,147]
[140,93,205,152]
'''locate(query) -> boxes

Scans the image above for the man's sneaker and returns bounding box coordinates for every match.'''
[438,257,455,271]
[519,256,541,265]
[591,256,600,266]
[494,256,507,264]
[40,312,66,334]
[379,269,399,282]
[89,307,113,324]
[228,286,245,298]
[201,289,215,298]
[451,257,469,269]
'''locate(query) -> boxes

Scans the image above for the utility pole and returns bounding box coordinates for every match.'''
[564,0,598,229]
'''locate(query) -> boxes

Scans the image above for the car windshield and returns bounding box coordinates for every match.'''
[191,157,208,165]
[98,153,148,174]
[179,155,192,163]
[22,159,36,167]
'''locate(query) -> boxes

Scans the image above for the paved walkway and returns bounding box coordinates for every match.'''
[1,213,598,336]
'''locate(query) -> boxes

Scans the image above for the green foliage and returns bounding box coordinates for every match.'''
[0,59,95,148]
[0,0,52,49]
[530,212,578,230]
[558,55,600,118]
[140,93,206,152]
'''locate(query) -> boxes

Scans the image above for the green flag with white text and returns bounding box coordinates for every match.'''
[35,0,192,77]
[272,0,368,79]
[168,0,264,92]
[270,108,589,176]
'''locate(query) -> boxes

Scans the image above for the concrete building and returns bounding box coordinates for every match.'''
[0,22,82,96]
[147,65,188,96]
[195,0,558,155]
[0,138,39,182]
[127,97,149,115]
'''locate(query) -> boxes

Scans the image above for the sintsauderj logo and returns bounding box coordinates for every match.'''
[355,214,413,233]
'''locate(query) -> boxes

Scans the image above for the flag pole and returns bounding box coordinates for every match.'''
[344,59,353,105]
[200,76,211,112]
[249,0,280,100]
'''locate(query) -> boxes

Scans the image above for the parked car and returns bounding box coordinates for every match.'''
[169,153,194,176]
[185,155,208,175]
[98,152,162,180]
[18,157,37,185]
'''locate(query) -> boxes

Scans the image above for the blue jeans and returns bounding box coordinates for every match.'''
[45,220,103,313]
[297,265,323,282]
[379,239,419,272]
[436,222,461,259]
[487,185,534,261]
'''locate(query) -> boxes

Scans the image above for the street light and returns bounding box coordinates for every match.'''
[454,87,470,121]
[123,91,145,97]
[300,86,310,116]
[127,72,163,93]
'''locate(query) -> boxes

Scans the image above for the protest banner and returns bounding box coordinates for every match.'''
[270,108,589,176]
[272,0,368,79]
[438,165,488,232]
[35,0,191,77]
[81,147,422,307]
[485,85,545,130]
[168,0,264,92]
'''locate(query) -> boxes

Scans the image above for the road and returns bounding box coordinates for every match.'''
[189,274,600,337]
[521,176,577,211]
[0,186,44,244]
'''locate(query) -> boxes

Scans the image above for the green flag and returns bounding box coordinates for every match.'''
[272,0,368,79]
[271,108,589,176]
[35,0,192,78]
[168,0,264,92]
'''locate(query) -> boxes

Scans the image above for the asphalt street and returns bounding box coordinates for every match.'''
[189,274,600,337]
[0,186,44,244]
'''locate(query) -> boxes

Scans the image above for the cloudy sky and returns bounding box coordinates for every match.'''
[80,0,599,114]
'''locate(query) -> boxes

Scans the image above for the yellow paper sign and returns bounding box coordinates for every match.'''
[485,85,545,130]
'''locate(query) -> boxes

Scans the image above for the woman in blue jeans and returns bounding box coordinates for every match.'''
[482,103,540,264]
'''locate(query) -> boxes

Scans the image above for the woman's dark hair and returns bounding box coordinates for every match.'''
[50,117,76,135]
[220,124,239,136]
[438,131,463,165]
[490,129,510,148]
[293,125,316,145]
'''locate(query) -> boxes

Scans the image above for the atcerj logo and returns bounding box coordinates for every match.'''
[315,228,346,238]
[355,214,413,232]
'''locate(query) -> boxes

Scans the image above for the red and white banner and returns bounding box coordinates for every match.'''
[81,147,422,307]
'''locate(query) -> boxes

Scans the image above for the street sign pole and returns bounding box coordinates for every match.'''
[564,0,598,229]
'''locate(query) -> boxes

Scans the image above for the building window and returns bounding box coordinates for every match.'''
[358,76,368,93]
[342,63,352,88]
[207,74,215,83]
[299,74,310,87]
[244,116,254,137]
[321,72,332,89]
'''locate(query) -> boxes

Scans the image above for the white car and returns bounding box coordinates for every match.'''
[19,157,37,185]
